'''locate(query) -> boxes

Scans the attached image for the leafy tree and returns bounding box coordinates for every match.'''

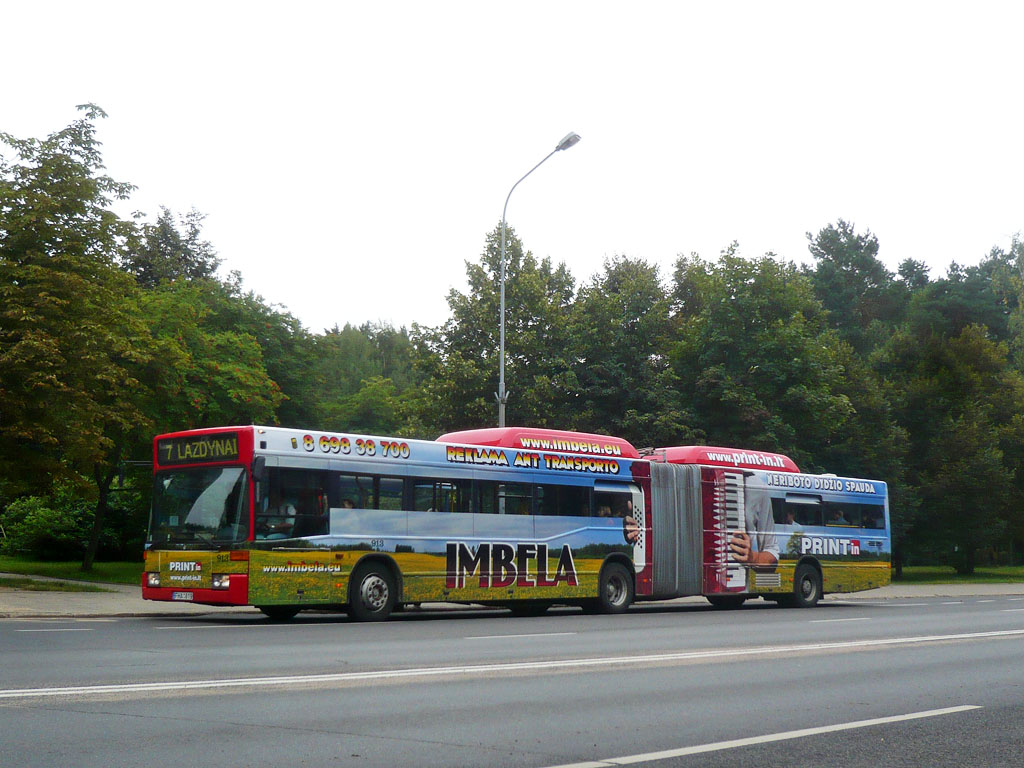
[905,251,1018,342]
[0,105,157,568]
[874,324,1024,571]
[569,257,692,447]
[137,280,283,432]
[123,206,220,287]
[359,321,416,391]
[311,323,419,435]
[669,246,854,470]
[414,224,577,433]
[315,324,389,403]
[324,375,413,435]
[206,275,316,428]
[805,220,904,355]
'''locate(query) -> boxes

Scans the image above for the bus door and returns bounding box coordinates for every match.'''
[594,481,644,570]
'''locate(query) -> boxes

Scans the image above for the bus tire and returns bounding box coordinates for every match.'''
[596,562,634,614]
[786,563,822,608]
[257,605,300,621]
[707,594,746,610]
[348,562,396,622]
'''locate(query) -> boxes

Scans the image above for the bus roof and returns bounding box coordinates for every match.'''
[654,445,800,473]
[436,427,641,459]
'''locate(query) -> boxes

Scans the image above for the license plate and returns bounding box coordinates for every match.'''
[171,591,194,601]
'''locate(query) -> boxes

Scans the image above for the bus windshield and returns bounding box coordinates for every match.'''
[149,467,249,546]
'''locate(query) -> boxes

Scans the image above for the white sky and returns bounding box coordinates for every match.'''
[4,1,1022,333]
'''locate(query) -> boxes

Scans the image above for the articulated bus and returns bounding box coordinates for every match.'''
[143,425,890,620]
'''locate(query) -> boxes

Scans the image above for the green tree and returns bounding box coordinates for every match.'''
[0,105,157,568]
[669,246,854,470]
[874,324,1024,572]
[123,206,221,288]
[570,257,691,447]
[905,251,1018,343]
[310,322,419,435]
[138,280,283,431]
[205,274,316,428]
[805,220,904,355]
[414,224,577,433]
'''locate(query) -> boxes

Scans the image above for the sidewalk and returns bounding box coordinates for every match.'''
[0,574,258,619]
[3,573,1024,619]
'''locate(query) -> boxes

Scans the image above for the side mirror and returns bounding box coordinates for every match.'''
[252,456,267,483]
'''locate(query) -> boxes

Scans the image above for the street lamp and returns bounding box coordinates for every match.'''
[497,131,581,427]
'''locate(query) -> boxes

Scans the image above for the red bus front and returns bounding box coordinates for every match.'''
[142,427,256,606]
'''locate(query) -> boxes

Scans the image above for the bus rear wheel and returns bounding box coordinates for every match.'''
[257,605,300,621]
[594,562,633,614]
[782,563,822,608]
[348,563,396,622]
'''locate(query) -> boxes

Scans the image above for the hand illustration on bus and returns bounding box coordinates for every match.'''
[729,473,779,570]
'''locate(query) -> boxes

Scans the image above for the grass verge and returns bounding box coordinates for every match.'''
[0,555,141,586]
[0,576,115,593]
[896,565,1024,583]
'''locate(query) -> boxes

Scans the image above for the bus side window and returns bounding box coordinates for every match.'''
[412,479,470,513]
[501,483,532,515]
[771,497,787,525]
[338,473,375,510]
[862,506,885,529]
[474,480,534,515]
[536,484,591,517]
[824,502,861,527]
[477,482,532,515]
[377,477,404,510]
[796,505,822,527]
[593,491,631,518]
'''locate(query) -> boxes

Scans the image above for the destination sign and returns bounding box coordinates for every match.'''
[157,434,240,466]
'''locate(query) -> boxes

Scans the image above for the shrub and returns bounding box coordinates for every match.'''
[0,496,89,560]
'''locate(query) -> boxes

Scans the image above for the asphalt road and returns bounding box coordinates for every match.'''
[3,596,1024,767]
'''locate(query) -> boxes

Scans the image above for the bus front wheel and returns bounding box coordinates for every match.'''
[348,563,396,622]
[783,564,822,608]
[595,562,633,614]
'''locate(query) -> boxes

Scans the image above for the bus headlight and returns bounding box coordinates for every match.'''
[212,573,231,590]
[147,572,161,588]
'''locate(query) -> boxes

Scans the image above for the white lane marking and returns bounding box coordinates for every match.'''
[467,632,577,640]
[155,623,321,630]
[2,630,1023,700]
[810,618,871,624]
[15,628,95,633]
[941,601,963,605]
[1009,598,1024,602]
[1002,609,1024,613]
[977,600,995,603]
[541,706,981,768]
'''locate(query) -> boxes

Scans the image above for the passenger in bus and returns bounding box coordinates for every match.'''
[596,504,614,517]
[828,508,851,526]
[342,498,355,509]
[258,490,297,539]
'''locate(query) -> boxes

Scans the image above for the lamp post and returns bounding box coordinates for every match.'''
[497,131,581,428]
